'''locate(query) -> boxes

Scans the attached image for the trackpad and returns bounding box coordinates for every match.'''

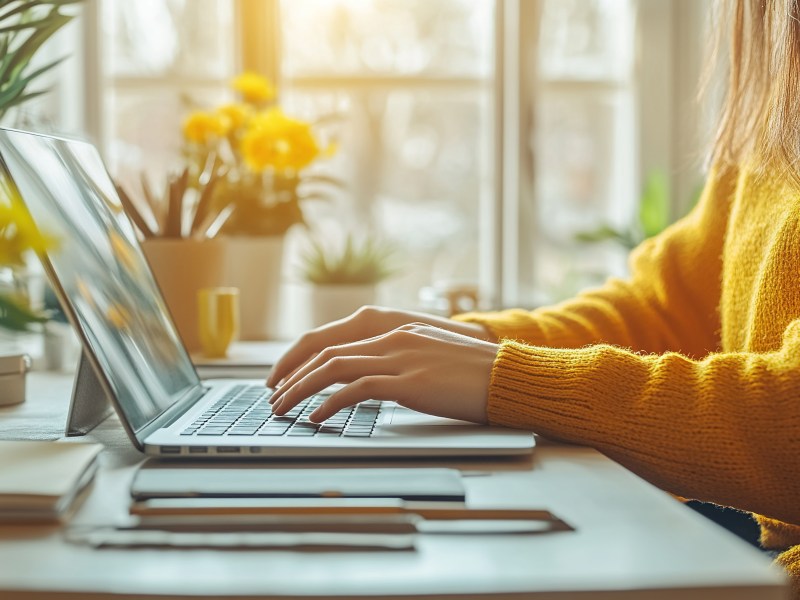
[388,407,472,427]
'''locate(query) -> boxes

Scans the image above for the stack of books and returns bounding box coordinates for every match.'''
[0,440,102,523]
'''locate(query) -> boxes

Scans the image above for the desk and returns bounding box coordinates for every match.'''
[0,371,788,599]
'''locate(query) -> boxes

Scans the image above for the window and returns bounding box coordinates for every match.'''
[80,0,708,333]
[278,0,496,310]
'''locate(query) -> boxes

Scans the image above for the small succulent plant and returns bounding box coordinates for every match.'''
[300,233,397,286]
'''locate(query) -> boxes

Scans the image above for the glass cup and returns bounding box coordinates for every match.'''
[197,287,240,358]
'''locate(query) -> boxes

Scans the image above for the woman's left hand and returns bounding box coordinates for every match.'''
[269,323,499,424]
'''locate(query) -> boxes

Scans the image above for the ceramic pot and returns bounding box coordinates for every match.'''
[307,284,376,329]
[220,236,284,340]
[141,238,227,352]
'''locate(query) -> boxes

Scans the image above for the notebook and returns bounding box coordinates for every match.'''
[0,440,101,523]
[131,463,466,502]
[0,126,534,459]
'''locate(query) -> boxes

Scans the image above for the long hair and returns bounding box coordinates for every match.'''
[706,0,800,177]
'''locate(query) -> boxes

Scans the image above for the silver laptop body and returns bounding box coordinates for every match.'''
[0,127,533,459]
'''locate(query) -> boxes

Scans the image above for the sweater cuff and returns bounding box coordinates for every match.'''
[486,339,611,436]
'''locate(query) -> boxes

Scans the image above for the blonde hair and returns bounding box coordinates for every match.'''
[707,0,800,176]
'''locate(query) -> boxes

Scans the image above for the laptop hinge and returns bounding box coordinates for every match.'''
[160,386,209,428]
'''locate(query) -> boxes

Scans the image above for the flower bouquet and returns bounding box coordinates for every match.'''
[180,72,338,237]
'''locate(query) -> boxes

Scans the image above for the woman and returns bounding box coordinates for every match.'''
[268,0,800,593]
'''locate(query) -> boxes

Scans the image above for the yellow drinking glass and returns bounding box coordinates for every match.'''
[197,287,240,358]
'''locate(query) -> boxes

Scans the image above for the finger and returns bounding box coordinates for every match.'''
[272,356,391,415]
[308,375,400,422]
[269,352,319,391]
[268,333,320,388]
[267,306,394,387]
[267,322,352,387]
[273,326,421,402]
[271,332,394,404]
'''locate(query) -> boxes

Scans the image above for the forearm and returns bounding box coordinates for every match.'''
[487,321,800,525]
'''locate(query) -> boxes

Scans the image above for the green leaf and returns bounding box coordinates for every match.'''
[574,225,625,244]
[300,233,398,285]
[0,0,80,26]
[639,170,670,239]
[0,8,72,86]
[0,15,64,33]
[0,55,63,105]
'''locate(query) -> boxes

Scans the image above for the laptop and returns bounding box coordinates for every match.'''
[0,127,534,458]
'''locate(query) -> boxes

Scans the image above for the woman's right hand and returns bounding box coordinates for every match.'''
[266,305,494,388]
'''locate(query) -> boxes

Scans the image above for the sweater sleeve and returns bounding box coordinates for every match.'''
[455,167,739,358]
[490,322,800,526]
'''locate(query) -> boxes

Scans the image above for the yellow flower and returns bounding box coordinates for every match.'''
[232,72,276,105]
[215,103,251,135]
[182,110,226,145]
[0,195,56,267]
[240,108,321,173]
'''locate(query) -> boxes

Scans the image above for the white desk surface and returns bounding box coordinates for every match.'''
[0,371,789,600]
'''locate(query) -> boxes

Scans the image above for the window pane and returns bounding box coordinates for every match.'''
[99,0,237,197]
[539,0,634,81]
[535,90,636,237]
[522,0,638,304]
[103,0,234,78]
[529,90,635,302]
[106,87,229,193]
[282,0,494,77]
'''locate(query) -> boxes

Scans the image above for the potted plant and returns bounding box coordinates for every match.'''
[300,233,397,328]
[115,167,231,352]
[178,72,339,339]
[0,0,79,398]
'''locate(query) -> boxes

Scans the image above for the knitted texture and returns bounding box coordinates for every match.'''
[456,165,800,592]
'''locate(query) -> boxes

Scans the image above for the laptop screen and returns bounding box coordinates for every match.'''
[0,128,201,432]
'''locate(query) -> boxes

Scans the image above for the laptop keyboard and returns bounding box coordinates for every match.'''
[179,385,381,438]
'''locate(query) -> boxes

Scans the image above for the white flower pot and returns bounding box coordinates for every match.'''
[307,284,376,329]
[221,236,285,340]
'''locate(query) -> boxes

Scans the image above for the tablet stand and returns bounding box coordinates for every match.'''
[65,352,113,437]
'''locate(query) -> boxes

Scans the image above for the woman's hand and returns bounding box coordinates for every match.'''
[268,321,499,424]
[267,305,494,388]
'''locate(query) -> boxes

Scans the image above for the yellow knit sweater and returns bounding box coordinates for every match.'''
[456,165,800,594]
